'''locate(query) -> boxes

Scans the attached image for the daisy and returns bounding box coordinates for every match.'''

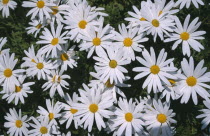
[197,99,210,130]
[21,45,38,68]
[0,52,25,93]
[140,3,175,42]
[133,47,177,93]
[36,22,69,58]
[42,69,70,98]
[0,37,9,57]
[37,99,62,125]
[175,0,204,9]
[93,47,131,84]
[79,17,114,58]
[144,99,177,136]
[164,15,206,57]
[0,0,17,18]
[1,75,34,105]
[26,19,46,37]
[176,57,210,105]
[111,23,148,61]
[111,98,145,136]
[28,117,52,136]
[59,93,79,129]
[22,0,55,22]
[72,83,114,132]
[55,44,78,71]
[4,108,29,136]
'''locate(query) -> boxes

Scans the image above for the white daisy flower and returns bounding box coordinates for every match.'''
[0,0,17,18]
[175,0,204,9]
[73,83,114,132]
[1,75,34,105]
[93,47,131,84]
[112,23,148,61]
[197,99,210,130]
[59,93,79,129]
[133,47,177,93]
[26,19,45,37]
[111,98,145,136]
[55,44,78,71]
[177,57,210,105]
[22,0,55,22]
[21,45,38,68]
[164,15,206,57]
[0,52,25,93]
[0,37,9,57]
[4,108,29,136]
[79,17,114,58]
[144,99,177,136]
[37,99,62,126]
[36,22,69,58]
[28,117,52,136]
[42,69,70,98]
[140,3,175,42]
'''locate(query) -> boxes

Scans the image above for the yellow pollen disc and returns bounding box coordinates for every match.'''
[4,68,12,77]
[140,17,146,21]
[157,114,167,123]
[15,120,22,128]
[89,104,98,113]
[36,24,42,29]
[51,6,59,15]
[125,112,133,122]
[40,126,48,134]
[51,38,59,46]
[180,32,190,41]
[150,65,160,74]
[105,79,115,88]
[186,76,197,87]
[2,0,9,4]
[152,19,160,27]
[57,76,61,83]
[48,113,54,120]
[123,38,133,47]
[52,75,56,82]
[78,20,87,29]
[109,60,117,68]
[60,53,69,61]
[36,63,44,69]
[15,86,22,93]
[158,11,163,16]
[37,1,45,8]
[168,79,176,86]
[92,38,101,46]
[31,59,36,63]
[70,108,78,114]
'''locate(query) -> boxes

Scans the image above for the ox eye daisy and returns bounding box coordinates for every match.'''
[197,99,210,130]
[26,19,45,37]
[0,37,9,57]
[0,0,17,18]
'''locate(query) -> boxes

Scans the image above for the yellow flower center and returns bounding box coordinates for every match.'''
[105,79,115,88]
[48,113,54,120]
[168,79,176,87]
[31,59,36,63]
[36,63,44,69]
[51,6,59,15]
[92,38,101,46]
[158,10,163,16]
[15,86,22,93]
[150,65,160,74]
[157,114,167,123]
[2,0,9,4]
[109,60,117,68]
[78,20,87,29]
[123,38,133,47]
[186,76,197,87]
[51,38,59,46]
[36,24,42,29]
[140,17,146,21]
[60,53,69,61]
[40,126,48,134]
[180,32,190,41]
[15,120,22,128]
[4,68,12,77]
[70,108,78,114]
[125,112,133,122]
[37,1,45,8]
[89,104,98,113]
[152,19,160,27]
